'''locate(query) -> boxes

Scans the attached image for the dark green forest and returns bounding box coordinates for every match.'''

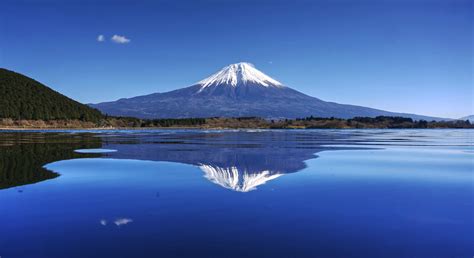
[0,68,103,121]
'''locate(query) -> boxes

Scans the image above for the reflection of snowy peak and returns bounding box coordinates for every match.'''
[102,131,323,193]
[200,164,282,192]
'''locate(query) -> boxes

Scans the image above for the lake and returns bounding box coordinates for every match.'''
[0,129,472,258]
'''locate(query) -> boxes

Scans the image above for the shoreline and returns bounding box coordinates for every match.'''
[1,116,472,130]
[1,126,472,131]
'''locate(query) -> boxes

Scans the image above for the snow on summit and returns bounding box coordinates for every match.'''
[197,62,283,90]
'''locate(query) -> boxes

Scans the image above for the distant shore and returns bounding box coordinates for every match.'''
[0,116,472,130]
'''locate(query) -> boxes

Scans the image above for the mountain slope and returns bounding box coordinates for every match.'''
[460,115,474,121]
[91,62,445,121]
[0,68,103,121]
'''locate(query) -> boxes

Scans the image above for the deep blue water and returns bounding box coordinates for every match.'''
[0,129,472,258]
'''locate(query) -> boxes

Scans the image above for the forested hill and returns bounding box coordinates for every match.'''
[0,68,103,121]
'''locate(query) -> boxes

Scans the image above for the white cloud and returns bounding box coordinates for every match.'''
[111,34,131,44]
[97,34,105,42]
[114,218,133,226]
[100,219,107,226]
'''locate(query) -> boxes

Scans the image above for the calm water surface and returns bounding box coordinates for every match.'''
[0,129,472,258]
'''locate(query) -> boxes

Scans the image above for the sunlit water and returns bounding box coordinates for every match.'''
[0,129,472,258]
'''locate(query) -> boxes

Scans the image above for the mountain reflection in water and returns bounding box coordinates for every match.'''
[0,130,360,191]
[97,131,356,192]
[0,130,472,258]
[200,164,283,192]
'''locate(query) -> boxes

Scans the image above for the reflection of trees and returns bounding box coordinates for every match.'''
[0,133,102,190]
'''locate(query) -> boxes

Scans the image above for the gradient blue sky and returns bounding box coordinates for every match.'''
[1,0,472,118]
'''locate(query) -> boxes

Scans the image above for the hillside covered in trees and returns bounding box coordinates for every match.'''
[0,68,103,121]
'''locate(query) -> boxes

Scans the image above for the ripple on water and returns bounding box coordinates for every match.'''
[74,148,117,153]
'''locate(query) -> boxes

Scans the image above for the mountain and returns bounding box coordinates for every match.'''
[0,68,102,121]
[460,115,474,122]
[92,62,444,120]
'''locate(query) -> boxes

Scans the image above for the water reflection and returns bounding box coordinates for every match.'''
[0,130,472,258]
[0,132,103,190]
[200,164,282,192]
[99,131,345,191]
[74,148,117,153]
[0,130,364,191]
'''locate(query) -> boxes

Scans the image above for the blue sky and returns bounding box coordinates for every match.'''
[1,0,472,118]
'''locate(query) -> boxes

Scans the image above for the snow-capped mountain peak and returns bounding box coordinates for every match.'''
[197,62,283,91]
[91,62,445,121]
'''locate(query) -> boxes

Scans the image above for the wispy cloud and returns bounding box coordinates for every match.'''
[114,218,133,226]
[99,218,133,227]
[97,34,105,42]
[111,34,131,44]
